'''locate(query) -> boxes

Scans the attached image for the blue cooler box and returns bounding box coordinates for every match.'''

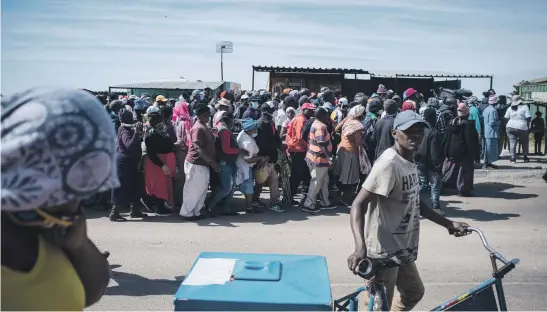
[174,252,333,311]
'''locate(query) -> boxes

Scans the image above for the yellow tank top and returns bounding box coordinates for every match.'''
[1,235,86,311]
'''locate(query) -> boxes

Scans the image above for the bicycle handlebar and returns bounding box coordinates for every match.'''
[357,227,519,280]
[465,227,519,266]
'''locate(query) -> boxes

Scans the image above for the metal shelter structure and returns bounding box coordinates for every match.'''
[388,73,494,90]
[251,66,369,90]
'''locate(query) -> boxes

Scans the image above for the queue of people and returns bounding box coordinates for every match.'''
[92,85,546,221]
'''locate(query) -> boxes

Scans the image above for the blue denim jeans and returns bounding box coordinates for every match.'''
[207,162,236,212]
[417,167,441,209]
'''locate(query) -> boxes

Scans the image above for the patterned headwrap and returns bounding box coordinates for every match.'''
[241,118,258,131]
[348,105,366,119]
[1,88,120,212]
[466,96,479,106]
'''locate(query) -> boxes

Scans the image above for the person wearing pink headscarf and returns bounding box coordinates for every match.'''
[442,102,480,197]
[173,101,193,208]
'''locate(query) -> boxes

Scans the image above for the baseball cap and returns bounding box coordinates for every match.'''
[405,88,418,98]
[338,97,349,107]
[393,110,428,131]
[155,95,168,102]
[301,103,316,110]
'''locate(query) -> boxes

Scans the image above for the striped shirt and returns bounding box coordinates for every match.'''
[305,120,332,167]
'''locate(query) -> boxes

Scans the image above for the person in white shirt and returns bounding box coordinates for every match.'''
[504,95,531,162]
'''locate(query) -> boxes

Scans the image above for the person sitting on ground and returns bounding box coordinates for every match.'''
[1,88,115,311]
[347,110,469,311]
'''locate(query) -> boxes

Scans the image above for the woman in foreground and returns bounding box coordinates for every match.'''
[1,88,116,310]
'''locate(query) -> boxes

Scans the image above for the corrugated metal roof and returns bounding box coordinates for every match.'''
[253,65,369,74]
[110,81,224,90]
[529,77,547,84]
[392,73,493,78]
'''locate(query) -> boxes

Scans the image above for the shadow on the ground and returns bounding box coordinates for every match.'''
[442,182,538,200]
[196,196,349,227]
[442,200,521,222]
[106,264,183,296]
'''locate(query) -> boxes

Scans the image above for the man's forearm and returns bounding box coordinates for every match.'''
[420,201,452,228]
[350,204,366,251]
[65,239,110,307]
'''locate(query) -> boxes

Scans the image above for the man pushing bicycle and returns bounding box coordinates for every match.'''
[347,111,469,311]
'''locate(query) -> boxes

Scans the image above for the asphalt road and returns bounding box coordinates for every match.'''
[87,177,547,311]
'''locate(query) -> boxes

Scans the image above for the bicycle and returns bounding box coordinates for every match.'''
[333,227,520,311]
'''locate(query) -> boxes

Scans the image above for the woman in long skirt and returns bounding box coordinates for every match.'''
[334,105,366,205]
[142,106,176,216]
[110,108,146,221]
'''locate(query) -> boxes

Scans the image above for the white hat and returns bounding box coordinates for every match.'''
[338,97,348,106]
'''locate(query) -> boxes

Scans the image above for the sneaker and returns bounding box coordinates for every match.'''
[155,206,173,216]
[319,203,337,210]
[245,208,263,215]
[269,203,286,213]
[433,208,445,216]
[301,206,320,213]
[252,200,267,209]
[109,212,127,222]
[140,198,154,212]
[129,211,148,218]
[509,158,516,164]
[523,158,530,163]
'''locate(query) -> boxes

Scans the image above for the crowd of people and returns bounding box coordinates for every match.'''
[93,84,546,221]
[1,85,545,310]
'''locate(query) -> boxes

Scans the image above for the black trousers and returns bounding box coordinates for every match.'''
[534,133,544,154]
[289,152,311,198]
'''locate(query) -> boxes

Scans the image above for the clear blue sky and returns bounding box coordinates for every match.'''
[2,0,546,95]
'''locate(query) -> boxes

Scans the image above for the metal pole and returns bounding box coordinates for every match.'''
[221,49,224,81]
[252,68,255,90]
[490,76,493,90]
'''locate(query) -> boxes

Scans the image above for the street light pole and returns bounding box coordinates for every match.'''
[216,41,232,82]
[221,46,224,81]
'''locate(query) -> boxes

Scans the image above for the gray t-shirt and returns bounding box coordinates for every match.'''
[362,147,420,265]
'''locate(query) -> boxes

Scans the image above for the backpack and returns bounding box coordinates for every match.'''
[443,118,466,161]
[301,117,316,142]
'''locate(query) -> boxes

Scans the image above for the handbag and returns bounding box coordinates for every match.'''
[358,145,372,175]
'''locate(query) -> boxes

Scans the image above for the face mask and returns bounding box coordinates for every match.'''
[251,132,258,138]
[251,102,259,109]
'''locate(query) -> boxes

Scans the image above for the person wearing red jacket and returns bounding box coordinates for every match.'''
[286,103,315,203]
